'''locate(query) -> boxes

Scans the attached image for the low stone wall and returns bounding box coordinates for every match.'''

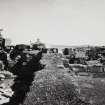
[69,64,105,73]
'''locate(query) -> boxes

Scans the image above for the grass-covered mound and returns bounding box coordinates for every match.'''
[22,54,90,105]
[23,69,89,105]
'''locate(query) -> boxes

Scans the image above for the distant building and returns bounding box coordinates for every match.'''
[75,51,86,58]
[0,30,5,50]
[5,38,12,46]
[0,29,12,50]
[32,38,46,50]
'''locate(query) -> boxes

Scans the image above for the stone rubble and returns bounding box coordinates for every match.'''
[0,72,14,105]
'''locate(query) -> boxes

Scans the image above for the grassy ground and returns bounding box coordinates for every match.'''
[76,75,105,105]
[38,54,105,105]
[22,54,90,105]
[2,53,105,105]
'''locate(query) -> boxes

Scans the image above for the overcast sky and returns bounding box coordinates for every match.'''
[0,0,105,45]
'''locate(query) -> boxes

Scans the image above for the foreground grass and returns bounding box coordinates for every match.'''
[22,54,90,105]
[23,69,91,105]
[77,76,105,105]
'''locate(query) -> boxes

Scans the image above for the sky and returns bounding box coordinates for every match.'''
[0,0,105,46]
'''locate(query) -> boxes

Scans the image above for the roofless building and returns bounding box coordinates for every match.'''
[0,29,5,50]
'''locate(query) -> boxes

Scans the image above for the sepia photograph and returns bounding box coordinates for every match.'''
[0,0,105,105]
